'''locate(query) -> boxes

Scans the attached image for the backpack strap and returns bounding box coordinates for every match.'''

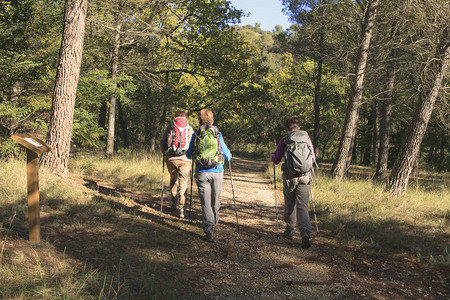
[193,125,203,155]
[167,123,175,148]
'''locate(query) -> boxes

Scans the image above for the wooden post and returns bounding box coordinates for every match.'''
[26,149,40,242]
[11,133,52,243]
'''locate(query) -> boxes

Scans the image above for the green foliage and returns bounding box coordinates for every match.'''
[0,137,20,159]
[72,108,106,148]
[0,0,447,172]
[0,0,62,157]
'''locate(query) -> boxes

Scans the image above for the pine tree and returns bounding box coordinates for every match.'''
[40,0,88,176]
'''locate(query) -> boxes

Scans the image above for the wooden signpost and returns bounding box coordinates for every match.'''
[10,133,52,243]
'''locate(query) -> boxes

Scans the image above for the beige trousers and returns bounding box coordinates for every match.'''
[166,159,191,209]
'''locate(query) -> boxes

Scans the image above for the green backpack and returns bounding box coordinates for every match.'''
[195,124,223,169]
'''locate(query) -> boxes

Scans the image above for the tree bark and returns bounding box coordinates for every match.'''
[313,58,323,158]
[313,11,325,158]
[10,81,20,102]
[149,105,167,151]
[106,16,122,158]
[371,102,379,166]
[439,130,446,169]
[40,0,87,176]
[98,101,107,130]
[117,98,130,149]
[331,0,379,179]
[374,64,395,180]
[351,125,359,166]
[389,45,450,197]
[410,150,420,178]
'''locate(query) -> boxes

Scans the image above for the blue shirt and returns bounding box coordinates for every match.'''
[186,131,231,173]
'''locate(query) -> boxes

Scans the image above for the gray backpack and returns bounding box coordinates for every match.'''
[284,130,313,176]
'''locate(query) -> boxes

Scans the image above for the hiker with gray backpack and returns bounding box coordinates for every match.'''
[160,111,194,218]
[186,109,232,243]
[271,117,316,249]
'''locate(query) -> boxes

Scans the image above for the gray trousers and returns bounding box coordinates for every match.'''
[194,172,223,233]
[283,173,311,237]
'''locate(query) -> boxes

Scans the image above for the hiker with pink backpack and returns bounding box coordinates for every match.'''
[160,111,194,218]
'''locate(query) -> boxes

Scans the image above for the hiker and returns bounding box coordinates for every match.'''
[186,109,232,242]
[160,111,194,218]
[271,117,316,249]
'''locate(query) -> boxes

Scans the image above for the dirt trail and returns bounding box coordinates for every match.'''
[23,156,443,299]
[190,157,345,299]
[196,158,449,299]
[3,154,446,299]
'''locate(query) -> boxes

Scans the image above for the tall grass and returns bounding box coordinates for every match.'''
[266,162,449,264]
[0,247,105,299]
[0,159,89,222]
[70,150,165,193]
[1,153,198,299]
[0,159,116,299]
[231,142,275,159]
[0,160,27,206]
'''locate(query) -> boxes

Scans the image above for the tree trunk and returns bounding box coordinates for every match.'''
[149,72,170,151]
[98,101,107,130]
[40,0,87,176]
[374,64,395,180]
[363,112,372,165]
[389,45,450,197]
[117,98,130,149]
[439,130,446,170]
[410,150,420,178]
[313,58,323,158]
[152,99,168,150]
[313,14,325,158]
[106,17,122,158]
[149,106,167,151]
[10,81,20,102]
[371,102,379,166]
[149,135,156,151]
[332,0,379,179]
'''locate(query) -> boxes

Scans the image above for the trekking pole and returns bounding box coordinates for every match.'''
[273,163,279,229]
[188,157,195,222]
[160,154,165,213]
[310,172,319,234]
[310,188,319,234]
[311,167,318,183]
[228,160,239,229]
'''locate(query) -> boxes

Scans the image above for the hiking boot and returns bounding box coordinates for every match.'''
[301,235,311,249]
[205,231,214,243]
[178,208,185,218]
[283,229,294,240]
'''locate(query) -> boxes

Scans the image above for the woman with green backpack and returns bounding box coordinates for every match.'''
[186,109,232,243]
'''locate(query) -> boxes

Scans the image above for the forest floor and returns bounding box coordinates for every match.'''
[2,157,448,299]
